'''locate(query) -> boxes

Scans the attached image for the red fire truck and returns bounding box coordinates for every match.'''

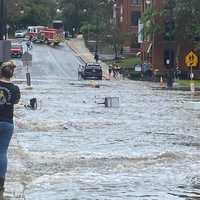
[37,28,64,45]
[26,21,64,45]
[27,26,46,41]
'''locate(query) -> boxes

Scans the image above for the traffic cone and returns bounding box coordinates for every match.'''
[160,76,164,88]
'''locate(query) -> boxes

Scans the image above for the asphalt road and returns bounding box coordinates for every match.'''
[14,42,83,81]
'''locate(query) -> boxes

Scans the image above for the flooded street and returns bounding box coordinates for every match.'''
[5,43,200,199]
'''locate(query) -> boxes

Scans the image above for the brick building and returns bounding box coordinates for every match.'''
[116,0,199,78]
[115,0,142,51]
[141,0,200,78]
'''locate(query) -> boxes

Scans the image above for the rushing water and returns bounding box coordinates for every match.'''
[5,78,200,200]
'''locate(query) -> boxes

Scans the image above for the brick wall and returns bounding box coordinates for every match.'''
[116,0,142,49]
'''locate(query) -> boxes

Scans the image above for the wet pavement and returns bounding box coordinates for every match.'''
[3,42,200,199]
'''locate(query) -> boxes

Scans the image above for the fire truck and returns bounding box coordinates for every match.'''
[27,26,46,41]
[37,28,64,45]
[26,21,64,45]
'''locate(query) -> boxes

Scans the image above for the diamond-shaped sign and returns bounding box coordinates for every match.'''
[185,51,198,67]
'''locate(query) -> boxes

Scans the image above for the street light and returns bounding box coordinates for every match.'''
[56,8,62,15]
[72,27,75,38]
[94,16,99,63]
[113,3,117,24]
[20,9,24,15]
[166,0,175,88]
[146,0,151,5]
[83,8,90,41]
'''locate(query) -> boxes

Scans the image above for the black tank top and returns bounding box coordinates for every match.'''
[0,81,20,124]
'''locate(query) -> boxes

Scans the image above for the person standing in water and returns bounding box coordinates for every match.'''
[0,61,20,198]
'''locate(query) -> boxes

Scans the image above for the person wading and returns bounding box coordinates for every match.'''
[0,61,20,198]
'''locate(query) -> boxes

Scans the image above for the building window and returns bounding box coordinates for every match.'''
[130,0,142,4]
[131,11,141,26]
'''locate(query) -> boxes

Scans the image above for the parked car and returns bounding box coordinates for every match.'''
[78,63,102,80]
[14,30,27,38]
[11,43,23,58]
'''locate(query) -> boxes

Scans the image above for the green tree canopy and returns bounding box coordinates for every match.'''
[60,0,113,34]
[7,0,58,31]
[142,0,200,43]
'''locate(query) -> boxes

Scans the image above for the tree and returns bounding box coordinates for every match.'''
[60,0,94,33]
[60,0,113,35]
[7,0,58,31]
[142,0,200,63]
[141,5,161,41]
[172,0,200,53]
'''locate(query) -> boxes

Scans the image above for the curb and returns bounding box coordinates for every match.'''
[66,39,109,79]
[66,40,86,64]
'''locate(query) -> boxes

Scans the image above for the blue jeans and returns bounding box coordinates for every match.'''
[0,122,14,178]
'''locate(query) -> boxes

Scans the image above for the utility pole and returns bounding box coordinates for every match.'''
[166,0,175,88]
[0,0,11,63]
[94,6,99,63]
[0,0,6,40]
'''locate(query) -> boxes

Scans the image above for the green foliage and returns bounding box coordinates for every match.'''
[7,0,57,31]
[7,0,114,37]
[80,24,96,35]
[60,0,113,34]
[141,6,162,40]
[142,0,200,44]
[119,57,141,68]
[177,80,200,87]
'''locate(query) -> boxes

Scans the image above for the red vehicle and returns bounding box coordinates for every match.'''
[37,28,64,45]
[11,43,23,58]
[27,26,46,41]
[27,21,64,45]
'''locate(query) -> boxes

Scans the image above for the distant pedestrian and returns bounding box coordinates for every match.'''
[175,66,181,80]
[116,65,121,79]
[113,64,118,79]
[94,52,99,63]
[26,40,32,50]
[108,65,112,79]
[0,61,20,198]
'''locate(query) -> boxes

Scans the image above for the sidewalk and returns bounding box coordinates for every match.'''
[66,35,109,79]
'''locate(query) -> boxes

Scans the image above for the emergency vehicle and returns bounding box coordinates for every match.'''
[27,26,46,41]
[37,28,64,45]
[26,21,64,45]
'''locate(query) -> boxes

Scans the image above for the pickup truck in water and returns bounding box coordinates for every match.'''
[78,63,102,80]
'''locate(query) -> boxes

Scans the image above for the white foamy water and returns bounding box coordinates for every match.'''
[5,44,200,199]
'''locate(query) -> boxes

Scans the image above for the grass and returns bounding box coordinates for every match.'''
[119,56,141,68]
[177,80,200,87]
[98,45,115,54]
[105,56,141,68]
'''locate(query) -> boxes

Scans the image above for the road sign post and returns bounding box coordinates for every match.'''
[185,51,198,95]
[22,51,32,86]
[26,72,31,86]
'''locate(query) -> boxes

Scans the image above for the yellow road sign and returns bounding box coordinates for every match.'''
[185,51,198,67]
